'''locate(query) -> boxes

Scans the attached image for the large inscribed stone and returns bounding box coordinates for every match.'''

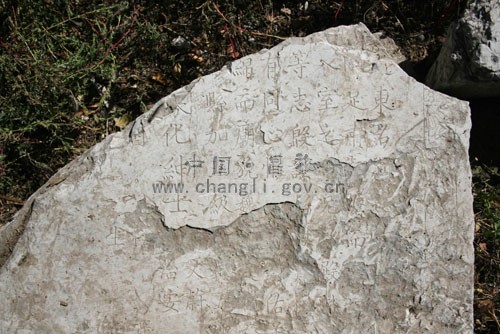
[0,24,474,333]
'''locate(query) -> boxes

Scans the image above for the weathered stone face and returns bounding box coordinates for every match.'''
[0,24,474,333]
[426,0,500,98]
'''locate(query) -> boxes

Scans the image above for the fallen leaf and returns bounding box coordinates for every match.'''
[151,73,167,85]
[190,54,204,64]
[280,7,291,15]
[173,63,182,74]
[114,115,131,129]
[227,45,239,59]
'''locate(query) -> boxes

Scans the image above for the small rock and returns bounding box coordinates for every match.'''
[171,36,190,51]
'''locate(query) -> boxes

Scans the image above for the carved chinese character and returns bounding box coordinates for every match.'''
[157,289,181,313]
[266,57,280,80]
[208,128,229,144]
[203,194,232,214]
[353,121,389,148]
[235,120,256,147]
[232,58,254,79]
[165,124,190,146]
[186,289,206,312]
[212,156,231,176]
[291,87,310,113]
[267,155,283,177]
[235,89,255,113]
[291,125,313,147]
[293,153,316,175]
[162,193,191,213]
[286,50,308,78]
[235,154,255,178]
[183,153,205,179]
[370,87,401,117]
[266,292,285,314]
[105,226,137,247]
[317,86,338,113]
[264,89,281,114]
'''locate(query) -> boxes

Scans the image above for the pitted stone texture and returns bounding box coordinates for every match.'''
[426,0,500,98]
[0,24,474,333]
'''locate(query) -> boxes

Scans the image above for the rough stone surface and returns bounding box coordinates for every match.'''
[0,24,474,333]
[426,0,500,98]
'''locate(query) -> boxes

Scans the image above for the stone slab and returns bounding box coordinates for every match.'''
[0,24,474,333]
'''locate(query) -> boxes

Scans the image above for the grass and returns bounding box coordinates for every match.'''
[473,162,500,332]
[0,0,498,332]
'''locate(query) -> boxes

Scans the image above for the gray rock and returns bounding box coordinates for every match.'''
[171,36,190,52]
[426,0,500,98]
[0,24,474,333]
